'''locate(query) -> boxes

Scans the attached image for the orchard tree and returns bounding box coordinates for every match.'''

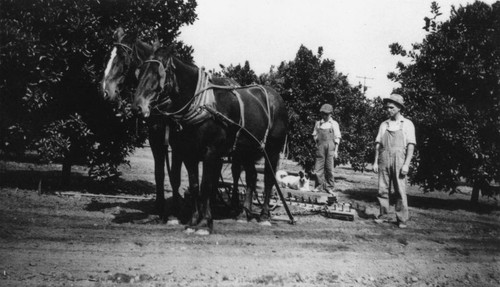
[218,61,259,86]
[0,0,197,183]
[275,45,379,172]
[389,1,500,202]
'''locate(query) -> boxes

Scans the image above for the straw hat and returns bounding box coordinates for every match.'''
[383,94,405,109]
[319,104,333,113]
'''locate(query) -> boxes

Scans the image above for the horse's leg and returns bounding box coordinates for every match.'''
[260,147,281,225]
[231,155,242,212]
[149,134,167,219]
[237,158,257,222]
[184,158,200,230]
[166,148,182,225]
[196,155,222,234]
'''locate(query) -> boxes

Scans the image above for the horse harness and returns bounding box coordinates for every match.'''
[149,64,274,151]
[142,57,296,224]
[113,42,147,79]
[201,85,273,151]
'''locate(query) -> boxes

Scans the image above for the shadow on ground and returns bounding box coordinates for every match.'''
[0,169,155,196]
[85,194,238,224]
[408,194,500,214]
[341,187,500,214]
[342,188,379,204]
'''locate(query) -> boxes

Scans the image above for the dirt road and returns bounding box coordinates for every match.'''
[1,148,499,286]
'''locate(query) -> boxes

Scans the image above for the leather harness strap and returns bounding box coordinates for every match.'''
[149,63,272,149]
[230,89,245,151]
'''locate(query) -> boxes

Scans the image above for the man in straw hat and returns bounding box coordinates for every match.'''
[312,103,341,194]
[373,94,416,228]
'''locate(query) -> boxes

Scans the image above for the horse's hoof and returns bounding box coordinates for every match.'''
[184,228,196,234]
[235,212,249,223]
[167,217,180,226]
[195,229,210,236]
[236,213,248,223]
[259,220,272,226]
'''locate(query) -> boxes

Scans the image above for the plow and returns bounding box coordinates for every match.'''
[260,191,356,221]
[217,164,357,222]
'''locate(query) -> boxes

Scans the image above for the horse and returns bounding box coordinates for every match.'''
[102,27,153,101]
[101,28,241,224]
[133,45,289,234]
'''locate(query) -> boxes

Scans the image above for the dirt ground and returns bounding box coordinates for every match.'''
[1,147,499,287]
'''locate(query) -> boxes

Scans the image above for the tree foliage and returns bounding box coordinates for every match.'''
[0,0,197,181]
[389,1,500,200]
[271,45,381,172]
[205,46,381,173]
[218,61,258,86]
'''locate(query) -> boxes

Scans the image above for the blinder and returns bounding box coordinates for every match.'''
[113,42,133,76]
[143,58,176,92]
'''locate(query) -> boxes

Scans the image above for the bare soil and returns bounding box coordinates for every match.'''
[1,147,499,287]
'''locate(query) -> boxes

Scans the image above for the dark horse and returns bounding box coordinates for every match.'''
[101,28,182,222]
[133,45,288,234]
[101,28,240,224]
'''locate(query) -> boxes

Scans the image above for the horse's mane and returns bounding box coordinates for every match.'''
[155,46,198,69]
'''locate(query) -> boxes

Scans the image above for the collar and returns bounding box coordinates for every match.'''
[320,117,333,124]
[385,114,406,124]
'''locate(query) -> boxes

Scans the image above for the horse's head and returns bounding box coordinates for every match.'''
[101,27,152,101]
[133,45,178,117]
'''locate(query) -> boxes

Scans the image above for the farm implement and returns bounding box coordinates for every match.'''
[265,189,356,221]
[217,176,356,221]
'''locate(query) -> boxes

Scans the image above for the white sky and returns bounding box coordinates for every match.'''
[179,0,494,99]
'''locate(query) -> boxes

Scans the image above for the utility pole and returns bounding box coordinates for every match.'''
[356,76,374,97]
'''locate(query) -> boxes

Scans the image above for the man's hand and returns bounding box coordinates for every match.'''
[373,162,378,173]
[401,164,409,176]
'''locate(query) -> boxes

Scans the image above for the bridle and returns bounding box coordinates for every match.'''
[140,57,187,116]
[114,42,133,55]
[112,42,137,76]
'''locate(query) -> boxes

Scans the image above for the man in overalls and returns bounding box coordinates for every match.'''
[373,94,416,228]
[312,104,341,194]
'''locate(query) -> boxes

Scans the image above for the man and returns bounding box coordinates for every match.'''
[312,104,341,194]
[373,94,416,229]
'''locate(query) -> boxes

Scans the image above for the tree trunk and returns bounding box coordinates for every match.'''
[61,153,72,187]
[471,180,480,204]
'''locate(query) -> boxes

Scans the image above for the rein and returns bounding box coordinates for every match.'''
[142,57,273,147]
[200,104,295,224]
[138,54,294,224]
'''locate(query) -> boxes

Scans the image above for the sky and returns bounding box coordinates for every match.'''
[179,0,494,99]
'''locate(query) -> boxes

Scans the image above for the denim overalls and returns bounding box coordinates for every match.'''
[377,122,409,224]
[314,124,336,192]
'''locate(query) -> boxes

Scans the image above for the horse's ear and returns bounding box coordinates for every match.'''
[158,64,166,89]
[113,27,125,42]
